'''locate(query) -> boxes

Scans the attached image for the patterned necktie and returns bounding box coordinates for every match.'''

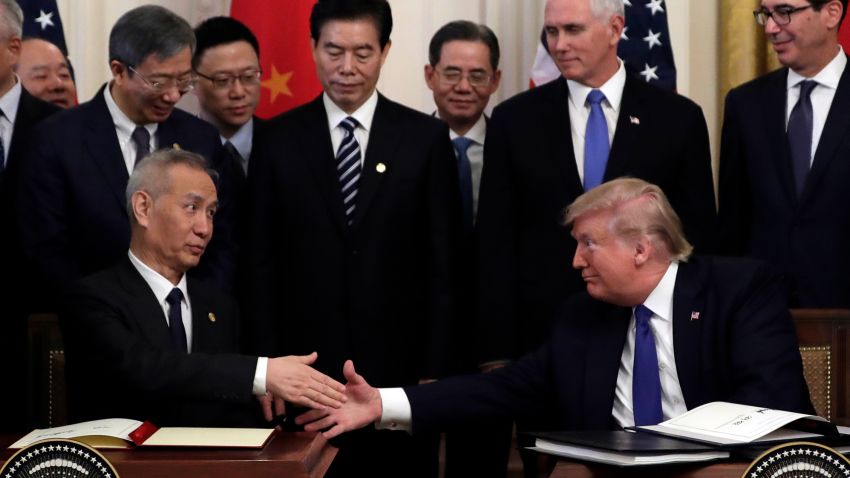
[131,126,151,168]
[165,288,188,353]
[452,136,475,230]
[337,117,362,226]
[787,80,817,197]
[583,89,609,191]
[224,140,246,179]
[633,304,663,426]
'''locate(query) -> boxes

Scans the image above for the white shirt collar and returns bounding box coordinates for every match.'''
[0,77,22,124]
[127,250,189,307]
[787,46,847,90]
[323,89,379,132]
[638,261,679,322]
[222,117,254,160]
[104,82,158,138]
[567,59,627,113]
[444,113,487,145]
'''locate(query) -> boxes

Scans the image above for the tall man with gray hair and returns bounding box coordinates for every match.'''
[16,5,238,316]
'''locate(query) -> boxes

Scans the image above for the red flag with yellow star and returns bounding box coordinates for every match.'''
[231,0,321,118]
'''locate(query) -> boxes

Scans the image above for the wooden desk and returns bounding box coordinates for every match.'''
[549,460,749,478]
[0,431,337,478]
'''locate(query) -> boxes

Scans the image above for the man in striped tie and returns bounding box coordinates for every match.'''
[243,1,463,476]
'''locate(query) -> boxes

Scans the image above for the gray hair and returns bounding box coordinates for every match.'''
[109,5,195,68]
[590,0,625,21]
[126,148,217,221]
[0,0,22,40]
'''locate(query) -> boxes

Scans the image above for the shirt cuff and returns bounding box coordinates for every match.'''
[253,357,268,395]
[376,387,412,433]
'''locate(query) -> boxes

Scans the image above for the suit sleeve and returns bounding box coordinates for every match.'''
[474,106,519,364]
[717,89,753,255]
[60,281,257,403]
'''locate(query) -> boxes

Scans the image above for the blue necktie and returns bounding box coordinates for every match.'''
[165,288,188,353]
[583,89,609,191]
[787,80,816,197]
[633,304,662,426]
[452,136,474,230]
[337,117,362,226]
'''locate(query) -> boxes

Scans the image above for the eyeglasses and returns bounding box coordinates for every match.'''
[195,69,263,90]
[127,65,197,93]
[753,4,813,25]
[436,69,493,88]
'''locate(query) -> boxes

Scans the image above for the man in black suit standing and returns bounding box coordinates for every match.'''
[60,149,346,427]
[718,0,850,308]
[243,0,461,475]
[296,178,812,447]
[193,16,263,195]
[16,5,237,308]
[475,0,716,379]
[0,0,60,432]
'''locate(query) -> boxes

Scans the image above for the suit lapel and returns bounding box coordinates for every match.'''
[84,85,130,210]
[605,75,643,180]
[762,69,799,204]
[583,303,630,426]
[351,94,394,228]
[544,79,584,198]
[803,58,850,204]
[671,260,707,409]
[187,278,214,351]
[117,258,172,347]
[301,96,349,234]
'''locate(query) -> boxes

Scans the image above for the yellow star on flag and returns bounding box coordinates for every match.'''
[261,64,293,104]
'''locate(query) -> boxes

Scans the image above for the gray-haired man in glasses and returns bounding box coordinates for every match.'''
[718,0,850,309]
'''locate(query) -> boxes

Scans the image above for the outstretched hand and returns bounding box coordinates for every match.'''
[295,360,383,439]
[266,352,347,410]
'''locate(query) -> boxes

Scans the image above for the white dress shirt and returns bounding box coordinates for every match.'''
[128,250,268,394]
[104,84,157,175]
[0,78,22,167]
[220,117,253,175]
[786,47,847,164]
[443,114,486,219]
[612,262,687,427]
[567,60,626,184]
[324,90,379,167]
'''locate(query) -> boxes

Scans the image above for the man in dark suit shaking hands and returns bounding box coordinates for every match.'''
[60,149,346,428]
[718,0,850,308]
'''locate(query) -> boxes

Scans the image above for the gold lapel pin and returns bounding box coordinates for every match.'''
[376,163,386,173]
[208,312,216,323]
[172,143,182,150]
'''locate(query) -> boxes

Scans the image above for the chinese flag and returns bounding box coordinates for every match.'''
[841,20,850,52]
[231,0,322,118]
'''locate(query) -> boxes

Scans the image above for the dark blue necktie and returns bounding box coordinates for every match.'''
[131,126,151,168]
[337,117,361,226]
[583,89,609,191]
[633,304,662,426]
[788,80,817,197]
[452,136,474,230]
[0,108,6,174]
[165,288,188,353]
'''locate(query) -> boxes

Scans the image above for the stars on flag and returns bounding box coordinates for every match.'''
[261,65,294,104]
[34,9,54,30]
[618,0,676,90]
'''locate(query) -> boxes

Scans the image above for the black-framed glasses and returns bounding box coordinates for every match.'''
[753,4,813,25]
[127,65,197,93]
[436,69,493,88]
[196,69,263,90]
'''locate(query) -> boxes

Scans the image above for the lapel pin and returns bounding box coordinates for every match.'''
[208,312,216,323]
[172,143,182,150]
[690,311,700,321]
[629,116,640,125]
[376,163,386,173]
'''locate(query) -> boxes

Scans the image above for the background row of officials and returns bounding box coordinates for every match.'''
[0,0,844,476]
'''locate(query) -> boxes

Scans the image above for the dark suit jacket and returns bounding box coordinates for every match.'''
[718,61,850,307]
[16,84,237,306]
[475,75,717,363]
[60,258,259,426]
[407,257,813,434]
[243,93,463,387]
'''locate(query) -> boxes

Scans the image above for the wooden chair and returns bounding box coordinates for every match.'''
[791,309,850,426]
[27,314,67,428]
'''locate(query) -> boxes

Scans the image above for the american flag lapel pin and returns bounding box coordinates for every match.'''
[690,311,700,321]
[629,116,640,125]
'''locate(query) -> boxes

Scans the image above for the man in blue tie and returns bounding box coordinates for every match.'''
[296,178,813,451]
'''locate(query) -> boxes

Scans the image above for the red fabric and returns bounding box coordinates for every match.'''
[230,0,321,118]
[841,19,850,52]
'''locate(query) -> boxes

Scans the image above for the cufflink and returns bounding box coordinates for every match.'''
[376,163,386,173]
[208,312,216,323]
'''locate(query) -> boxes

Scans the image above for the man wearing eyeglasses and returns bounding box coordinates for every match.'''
[193,16,263,191]
[718,0,850,308]
[16,5,238,314]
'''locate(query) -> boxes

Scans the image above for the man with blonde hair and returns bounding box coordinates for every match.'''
[296,178,812,452]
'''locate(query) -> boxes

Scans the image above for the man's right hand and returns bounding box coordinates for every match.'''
[295,360,382,439]
[266,352,347,409]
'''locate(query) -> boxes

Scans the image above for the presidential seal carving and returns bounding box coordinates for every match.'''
[742,441,849,478]
[1,439,119,478]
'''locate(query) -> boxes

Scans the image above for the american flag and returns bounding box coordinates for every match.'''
[529,0,677,92]
[16,0,68,54]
